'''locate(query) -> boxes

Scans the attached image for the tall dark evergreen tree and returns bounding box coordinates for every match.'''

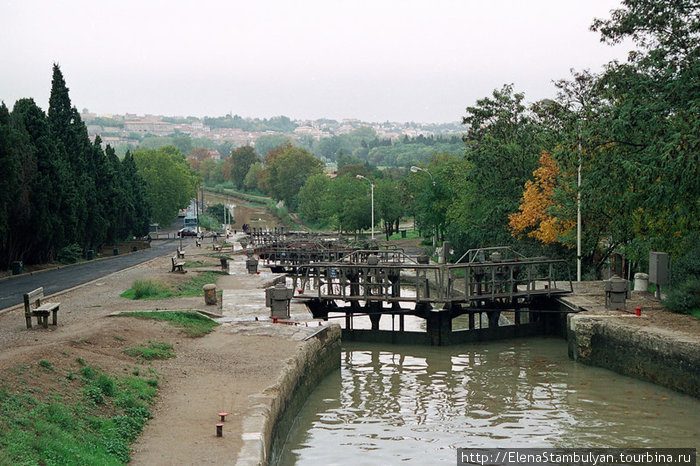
[47,64,87,247]
[122,150,151,237]
[0,103,25,267]
[10,98,70,263]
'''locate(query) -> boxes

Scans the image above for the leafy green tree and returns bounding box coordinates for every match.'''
[199,158,223,184]
[244,162,263,191]
[589,0,700,264]
[229,146,259,189]
[448,85,546,250]
[133,146,200,226]
[298,173,332,225]
[326,174,370,235]
[406,154,462,244]
[336,163,369,179]
[374,178,403,239]
[264,146,324,210]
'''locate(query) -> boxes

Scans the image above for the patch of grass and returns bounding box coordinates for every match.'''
[184,260,206,268]
[173,271,226,297]
[38,360,53,372]
[123,341,175,361]
[113,335,126,342]
[120,279,172,300]
[121,272,225,300]
[80,365,97,380]
[0,361,159,464]
[117,311,219,337]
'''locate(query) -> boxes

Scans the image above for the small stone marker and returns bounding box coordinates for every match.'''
[216,423,223,437]
[219,412,228,422]
[203,284,217,305]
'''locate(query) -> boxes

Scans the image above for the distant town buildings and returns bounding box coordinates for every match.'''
[80,109,461,151]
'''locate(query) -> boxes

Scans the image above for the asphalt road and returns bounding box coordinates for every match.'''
[0,238,184,311]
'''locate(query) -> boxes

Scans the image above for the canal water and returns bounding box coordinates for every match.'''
[277,337,699,465]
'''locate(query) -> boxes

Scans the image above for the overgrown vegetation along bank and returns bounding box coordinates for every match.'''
[0,359,159,464]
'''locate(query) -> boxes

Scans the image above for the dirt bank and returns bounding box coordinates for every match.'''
[0,240,338,464]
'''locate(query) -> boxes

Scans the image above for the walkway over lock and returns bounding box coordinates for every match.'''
[243,228,393,273]
[289,247,575,345]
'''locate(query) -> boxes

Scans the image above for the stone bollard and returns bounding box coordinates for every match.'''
[265,282,294,318]
[246,257,258,274]
[203,284,217,305]
[603,275,629,309]
[633,272,649,292]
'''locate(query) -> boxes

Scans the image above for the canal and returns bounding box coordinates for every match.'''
[277,337,699,464]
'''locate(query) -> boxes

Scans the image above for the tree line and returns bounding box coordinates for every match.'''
[0,65,199,268]
[406,0,698,309]
[205,1,699,310]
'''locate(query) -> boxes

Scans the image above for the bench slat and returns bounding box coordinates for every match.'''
[26,287,44,302]
[36,303,59,312]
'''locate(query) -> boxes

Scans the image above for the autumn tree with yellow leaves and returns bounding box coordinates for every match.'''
[509,151,574,245]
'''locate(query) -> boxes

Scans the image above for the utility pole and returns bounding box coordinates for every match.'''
[577,122,582,282]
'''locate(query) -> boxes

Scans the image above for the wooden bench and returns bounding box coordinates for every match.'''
[23,287,60,329]
[171,256,186,273]
[177,247,185,259]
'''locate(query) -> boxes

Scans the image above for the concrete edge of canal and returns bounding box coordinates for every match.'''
[236,323,342,465]
[567,313,700,398]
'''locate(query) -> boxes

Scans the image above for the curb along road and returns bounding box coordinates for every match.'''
[0,239,182,313]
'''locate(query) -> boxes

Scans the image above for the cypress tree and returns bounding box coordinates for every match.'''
[122,151,151,237]
[0,103,25,267]
[47,64,98,249]
[10,98,68,263]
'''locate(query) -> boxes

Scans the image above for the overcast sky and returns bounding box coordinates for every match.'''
[1,0,631,123]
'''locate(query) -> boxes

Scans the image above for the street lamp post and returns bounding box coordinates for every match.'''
[410,166,437,247]
[356,175,374,240]
[577,122,582,282]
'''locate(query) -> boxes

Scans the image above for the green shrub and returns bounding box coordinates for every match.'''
[121,280,172,300]
[80,366,97,380]
[57,243,82,264]
[38,360,53,371]
[671,239,700,286]
[84,385,105,405]
[96,374,116,397]
[124,341,175,361]
[663,279,700,314]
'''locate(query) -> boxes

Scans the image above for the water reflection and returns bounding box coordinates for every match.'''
[278,338,699,465]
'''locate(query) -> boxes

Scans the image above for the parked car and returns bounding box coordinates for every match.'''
[178,227,198,237]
